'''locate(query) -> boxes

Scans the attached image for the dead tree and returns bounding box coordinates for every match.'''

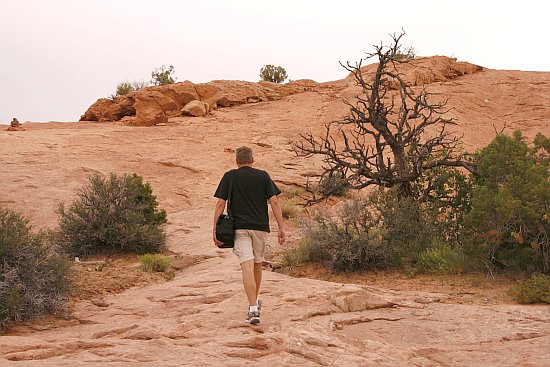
[298,31,476,200]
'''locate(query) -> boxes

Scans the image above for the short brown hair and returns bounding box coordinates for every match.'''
[236,146,254,164]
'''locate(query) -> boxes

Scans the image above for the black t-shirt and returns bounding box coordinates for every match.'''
[214,166,281,232]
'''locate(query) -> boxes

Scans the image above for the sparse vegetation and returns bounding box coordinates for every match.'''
[139,253,172,272]
[285,197,392,272]
[416,242,465,275]
[58,173,167,256]
[151,65,177,86]
[279,197,300,219]
[509,273,550,304]
[115,81,134,96]
[111,80,149,99]
[0,207,71,331]
[394,45,416,60]
[259,64,288,83]
[317,172,349,197]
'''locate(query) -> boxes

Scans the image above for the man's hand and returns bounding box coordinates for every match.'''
[278,227,286,245]
[213,198,227,247]
[213,232,224,247]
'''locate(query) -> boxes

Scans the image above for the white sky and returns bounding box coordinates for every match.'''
[0,0,548,123]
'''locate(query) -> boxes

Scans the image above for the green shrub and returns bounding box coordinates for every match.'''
[151,65,176,86]
[111,80,149,99]
[115,81,134,96]
[0,208,71,331]
[58,173,167,256]
[139,253,172,272]
[509,273,550,304]
[259,64,288,83]
[416,242,465,275]
[464,131,550,273]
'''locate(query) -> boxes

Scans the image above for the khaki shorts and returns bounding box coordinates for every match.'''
[233,229,269,264]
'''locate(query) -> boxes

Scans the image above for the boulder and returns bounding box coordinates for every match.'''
[80,96,136,122]
[181,100,210,117]
[153,81,198,111]
[133,91,169,126]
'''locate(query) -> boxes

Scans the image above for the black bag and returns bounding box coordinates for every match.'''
[215,170,235,248]
[216,214,234,248]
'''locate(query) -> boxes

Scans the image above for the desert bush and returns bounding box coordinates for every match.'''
[279,197,299,219]
[317,172,349,197]
[131,80,149,90]
[288,188,448,272]
[394,45,416,60]
[115,81,134,96]
[139,253,172,272]
[259,64,288,83]
[58,173,167,256]
[280,238,331,269]
[464,131,550,273]
[285,186,308,199]
[415,242,465,275]
[0,207,71,331]
[151,65,176,85]
[371,190,444,266]
[111,80,149,99]
[509,273,550,304]
[294,198,391,271]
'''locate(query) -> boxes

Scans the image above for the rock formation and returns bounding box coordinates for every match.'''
[80,78,328,126]
[6,117,24,131]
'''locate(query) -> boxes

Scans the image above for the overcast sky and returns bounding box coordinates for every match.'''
[0,0,547,123]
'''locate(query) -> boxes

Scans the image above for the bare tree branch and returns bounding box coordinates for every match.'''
[297,30,476,202]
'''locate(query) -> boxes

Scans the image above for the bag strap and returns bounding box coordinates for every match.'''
[227,170,235,217]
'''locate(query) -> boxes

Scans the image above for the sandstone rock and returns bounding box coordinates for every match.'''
[162,81,200,110]
[133,91,169,126]
[80,96,136,122]
[79,78,328,124]
[353,55,482,89]
[181,100,210,117]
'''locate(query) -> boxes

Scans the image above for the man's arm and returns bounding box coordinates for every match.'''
[213,198,226,246]
[268,195,286,245]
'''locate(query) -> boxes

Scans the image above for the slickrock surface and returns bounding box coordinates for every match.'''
[1,57,549,366]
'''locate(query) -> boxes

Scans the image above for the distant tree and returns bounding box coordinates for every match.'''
[298,31,475,200]
[259,64,288,83]
[151,65,177,86]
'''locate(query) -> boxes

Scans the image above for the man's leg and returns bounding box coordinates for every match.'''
[240,260,257,307]
[253,262,262,301]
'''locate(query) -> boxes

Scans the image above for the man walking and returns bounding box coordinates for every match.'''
[213,146,285,324]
